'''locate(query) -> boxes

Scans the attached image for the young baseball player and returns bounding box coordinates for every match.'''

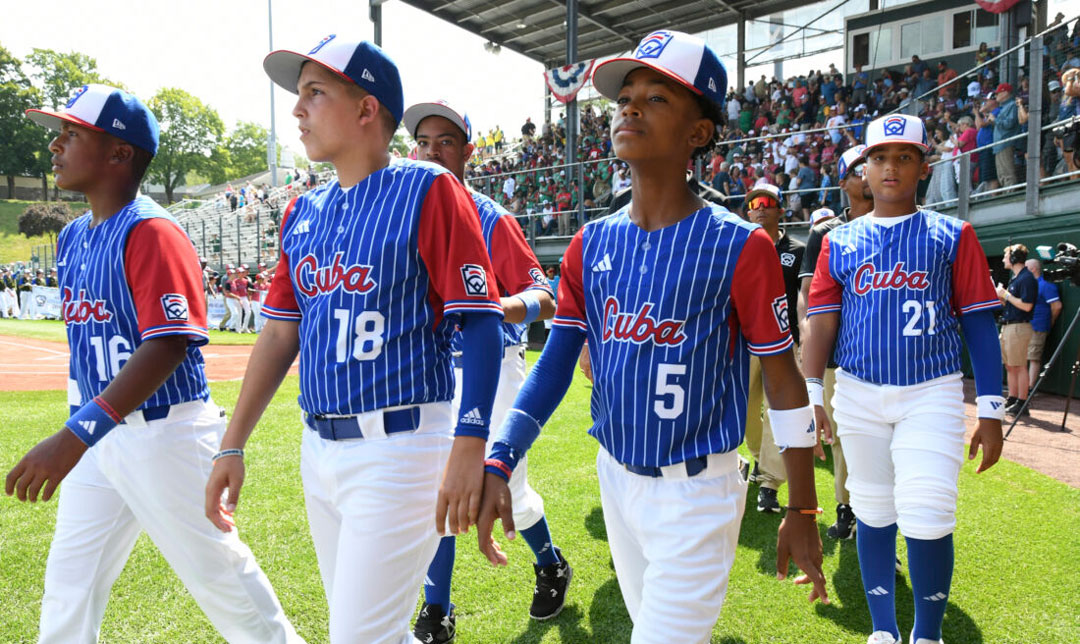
[4,84,301,643]
[804,114,1005,644]
[203,36,505,643]
[796,144,872,540]
[403,100,563,639]
[476,31,828,643]
[232,265,253,333]
[740,183,805,514]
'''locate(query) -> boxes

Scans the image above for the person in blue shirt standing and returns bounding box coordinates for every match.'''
[987,83,1029,188]
[1024,258,1063,395]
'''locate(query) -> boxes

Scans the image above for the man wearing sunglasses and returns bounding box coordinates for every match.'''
[741,183,805,513]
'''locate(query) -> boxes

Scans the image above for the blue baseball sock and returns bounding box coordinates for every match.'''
[519,516,559,566]
[856,519,900,640]
[906,533,954,642]
[423,535,455,612]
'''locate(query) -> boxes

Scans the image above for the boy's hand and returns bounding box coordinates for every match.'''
[968,418,1003,473]
[436,436,486,536]
[476,472,515,566]
[777,513,829,604]
[5,428,88,502]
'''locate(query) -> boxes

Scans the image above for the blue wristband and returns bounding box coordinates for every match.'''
[65,397,122,447]
[514,291,543,324]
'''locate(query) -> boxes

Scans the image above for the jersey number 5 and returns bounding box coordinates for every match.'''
[654,363,687,419]
[333,309,385,362]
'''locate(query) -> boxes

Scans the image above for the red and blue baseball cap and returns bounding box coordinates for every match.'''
[592,30,727,111]
[263,34,404,124]
[863,114,929,155]
[810,207,836,225]
[837,144,867,180]
[25,84,159,156]
[403,100,472,142]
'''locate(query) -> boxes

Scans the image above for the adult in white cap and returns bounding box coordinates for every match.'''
[478,29,828,644]
[796,143,874,545]
[402,99,563,639]
[803,111,1004,644]
[8,84,303,642]
[208,34,506,643]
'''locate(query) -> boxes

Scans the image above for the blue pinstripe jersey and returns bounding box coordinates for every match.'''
[808,209,1000,386]
[261,160,502,416]
[554,204,794,467]
[57,196,210,409]
[449,190,553,355]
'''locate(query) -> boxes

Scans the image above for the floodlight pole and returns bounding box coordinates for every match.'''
[566,0,581,231]
[268,0,278,187]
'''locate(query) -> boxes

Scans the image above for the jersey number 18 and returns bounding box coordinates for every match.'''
[333,309,385,362]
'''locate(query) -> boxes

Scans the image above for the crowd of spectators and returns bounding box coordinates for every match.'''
[461,14,1080,237]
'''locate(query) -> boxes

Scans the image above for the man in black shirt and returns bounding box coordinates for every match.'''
[996,244,1037,416]
[797,144,873,540]
[741,183,805,513]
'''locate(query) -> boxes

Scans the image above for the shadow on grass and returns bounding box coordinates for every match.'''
[585,505,607,542]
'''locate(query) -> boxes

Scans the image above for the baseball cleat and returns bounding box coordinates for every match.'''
[826,503,856,539]
[867,631,899,644]
[413,601,456,643]
[748,461,761,482]
[756,487,781,513]
[911,636,944,644]
[530,548,572,620]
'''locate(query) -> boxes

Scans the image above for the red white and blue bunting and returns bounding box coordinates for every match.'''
[545,60,595,104]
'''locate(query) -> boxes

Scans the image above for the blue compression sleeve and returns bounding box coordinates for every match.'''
[454,312,503,440]
[486,326,585,478]
[960,310,1003,398]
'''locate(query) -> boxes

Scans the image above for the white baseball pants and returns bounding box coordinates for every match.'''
[232,296,251,332]
[224,297,239,330]
[300,402,453,644]
[251,300,265,332]
[453,347,545,530]
[40,398,302,644]
[832,370,967,540]
[596,448,746,644]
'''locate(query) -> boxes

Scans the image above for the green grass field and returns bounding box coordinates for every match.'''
[0,319,259,346]
[0,200,89,265]
[1,356,1078,642]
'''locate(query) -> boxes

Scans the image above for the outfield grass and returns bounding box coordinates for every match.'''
[0,200,89,264]
[0,319,259,346]
[1,363,1077,643]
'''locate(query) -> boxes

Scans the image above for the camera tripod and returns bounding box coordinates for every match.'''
[1005,303,1080,437]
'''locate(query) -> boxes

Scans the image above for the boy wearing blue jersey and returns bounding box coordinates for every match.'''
[476,31,828,643]
[204,37,504,642]
[403,100,565,640]
[805,114,1004,644]
[6,85,301,643]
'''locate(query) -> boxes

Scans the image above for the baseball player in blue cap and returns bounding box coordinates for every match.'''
[6,84,302,643]
[403,100,564,640]
[476,30,828,643]
[204,36,504,642]
[805,113,1004,644]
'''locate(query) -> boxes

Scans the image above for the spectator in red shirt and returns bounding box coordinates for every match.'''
[937,61,959,98]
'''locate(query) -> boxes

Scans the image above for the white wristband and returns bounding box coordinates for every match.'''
[976,395,1007,421]
[806,380,825,407]
[767,404,817,451]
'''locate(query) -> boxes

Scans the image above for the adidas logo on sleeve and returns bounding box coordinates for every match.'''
[459,407,485,425]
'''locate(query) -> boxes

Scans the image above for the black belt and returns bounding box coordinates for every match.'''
[1001,320,1030,326]
[305,407,420,441]
[623,455,709,478]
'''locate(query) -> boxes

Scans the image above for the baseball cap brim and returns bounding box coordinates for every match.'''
[745,186,782,202]
[592,57,702,102]
[862,140,930,156]
[403,102,469,140]
[263,49,354,95]
[25,109,106,134]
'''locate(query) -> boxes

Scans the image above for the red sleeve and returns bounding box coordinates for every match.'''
[124,218,208,345]
[807,235,844,316]
[731,228,794,355]
[489,214,553,297]
[551,229,587,333]
[262,197,302,321]
[418,173,502,317]
[952,222,1001,315]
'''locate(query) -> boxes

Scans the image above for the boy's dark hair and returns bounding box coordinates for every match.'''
[692,93,725,160]
[131,147,154,184]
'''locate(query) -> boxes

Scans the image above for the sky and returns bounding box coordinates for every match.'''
[2,0,1073,166]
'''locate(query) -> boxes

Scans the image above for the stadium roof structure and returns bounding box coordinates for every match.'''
[397,0,816,66]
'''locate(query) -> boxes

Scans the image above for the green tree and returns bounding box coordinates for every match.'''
[18,202,75,245]
[0,46,49,200]
[146,88,225,203]
[24,48,122,110]
[223,121,270,182]
[390,125,411,157]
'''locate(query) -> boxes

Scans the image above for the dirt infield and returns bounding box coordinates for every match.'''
[0,334,297,392]
[1,333,1075,487]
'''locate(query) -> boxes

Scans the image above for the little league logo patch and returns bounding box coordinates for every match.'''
[65,85,89,109]
[883,116,907,137]
[636,31,674,60]
[780,252,796,267]
[460,264,488,297]
[160,293,189,322]
[528,267,549,287]
[771,295,790,334]
[309,34,336,55]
